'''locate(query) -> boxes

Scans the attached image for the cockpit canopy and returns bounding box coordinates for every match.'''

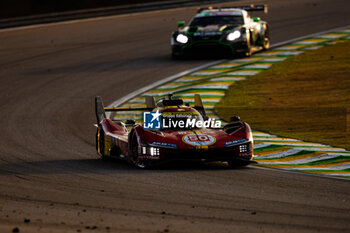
[156,107,204,130]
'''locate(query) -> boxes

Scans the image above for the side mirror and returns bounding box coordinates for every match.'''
[177,21,185,27]
[253,17,261,22]
[230,116,241,122]
[125,119,136,125]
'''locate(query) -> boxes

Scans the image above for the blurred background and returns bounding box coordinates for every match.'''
[0,0,172,18]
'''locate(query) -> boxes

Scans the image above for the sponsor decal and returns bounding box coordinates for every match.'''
[177,131,189,135]
[194,31,223,36]
[182,134,216,146]
[162,117,221,129]
[224,139,247,147]
[162,112,196,116]
[149,141,178,149]
[143,111,221,129]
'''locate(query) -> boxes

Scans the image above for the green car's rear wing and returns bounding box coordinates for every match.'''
[233,4,268,13]
[197,4,268,14]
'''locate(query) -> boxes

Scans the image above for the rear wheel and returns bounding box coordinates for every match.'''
[262,36,270,50]
[261,24,270,51]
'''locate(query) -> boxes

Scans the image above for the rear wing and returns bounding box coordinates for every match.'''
[95,94,207,124]
[95,96,155,125]
[198,4,268,14]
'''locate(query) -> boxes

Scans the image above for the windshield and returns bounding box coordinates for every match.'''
[189,16,244,27]
[161,110,204,130]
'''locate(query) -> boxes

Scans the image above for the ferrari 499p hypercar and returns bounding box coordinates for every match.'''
[95,94,254,168]
[171,4,269,58]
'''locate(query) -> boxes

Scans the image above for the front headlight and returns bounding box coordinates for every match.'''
[226,30,241,41]
[239,142,252,153]
[176,34,189,44]
[142,146,160,156]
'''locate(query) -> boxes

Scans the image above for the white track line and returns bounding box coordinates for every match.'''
[252,165,350,181]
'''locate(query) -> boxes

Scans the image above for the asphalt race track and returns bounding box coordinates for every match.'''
[1,0,350,232]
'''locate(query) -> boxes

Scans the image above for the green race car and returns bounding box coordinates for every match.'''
[171,5,269,58]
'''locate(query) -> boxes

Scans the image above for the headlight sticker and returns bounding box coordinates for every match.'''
[149,141,178,149]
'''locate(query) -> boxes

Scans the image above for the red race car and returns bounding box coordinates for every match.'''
[95,94,254,168]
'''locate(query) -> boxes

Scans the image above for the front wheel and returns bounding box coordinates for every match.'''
[227,159,251,168]
[96,128,108,160]
[130,132,147,168]
[241,33,252,57]
[171,51,184,60]
[243,48,252,57]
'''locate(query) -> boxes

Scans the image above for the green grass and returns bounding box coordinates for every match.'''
[216,40,350,150]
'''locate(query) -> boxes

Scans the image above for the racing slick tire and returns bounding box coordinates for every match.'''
[239,32,252,57]
[171,51,184,60]
[227,159,251,168]
[96,128,108,160]
[262,24,270,51]
[262,36,270,50]
[130,131,147,168]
